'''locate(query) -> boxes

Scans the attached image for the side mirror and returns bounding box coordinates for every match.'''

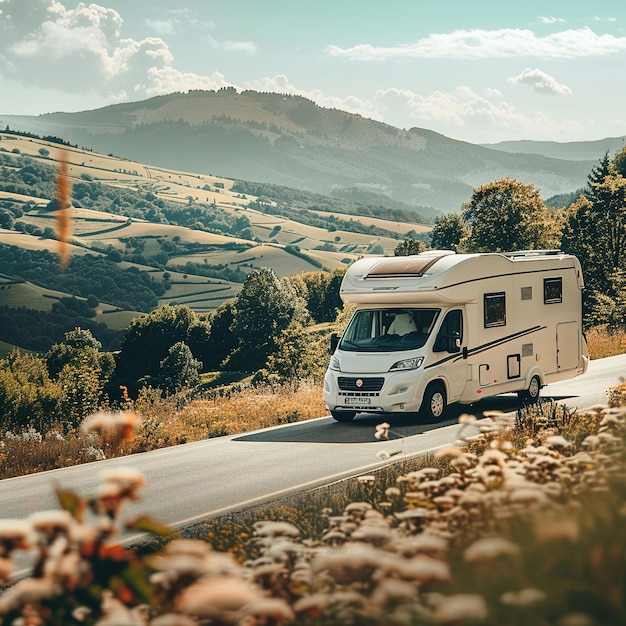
[329,333,340,354]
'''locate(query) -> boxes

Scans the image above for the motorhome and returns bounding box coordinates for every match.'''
[324,250,588,422]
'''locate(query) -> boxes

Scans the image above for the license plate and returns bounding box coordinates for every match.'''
[345,397,371,405]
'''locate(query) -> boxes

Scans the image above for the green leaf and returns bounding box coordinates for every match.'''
[126,515,178,539]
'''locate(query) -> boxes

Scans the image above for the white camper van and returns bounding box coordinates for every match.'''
[324,250,588,422]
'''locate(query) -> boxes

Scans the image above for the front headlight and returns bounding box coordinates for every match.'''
[329,355,342,371]
[389,356,424,371]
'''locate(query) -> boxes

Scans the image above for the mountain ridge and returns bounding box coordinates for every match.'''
[0,89,603,212]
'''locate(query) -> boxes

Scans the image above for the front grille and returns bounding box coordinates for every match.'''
[337,377,385,392]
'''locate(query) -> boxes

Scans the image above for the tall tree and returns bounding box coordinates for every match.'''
[561,175,626,294]
[461,178,559,253]
[394,239,427,256]
[587,150,612,199]
[115,305,200,390]
[227,268,309,371]
[430,213,469,252]
[159,342,202,395]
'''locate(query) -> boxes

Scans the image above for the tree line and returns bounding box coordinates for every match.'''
[401,146,626,330]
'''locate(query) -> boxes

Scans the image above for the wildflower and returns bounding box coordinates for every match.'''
[0,557,14,586]
[385,487,402,499]
[56,150,72,268]
[28,510,73,535]
[371,578,418,606]
[392,534,449,558]
[501,587,547,607]
[21,427,42,442]
[244,597,295,623]
[435,447,463,459]
[432,593,488,624]
[344,502,373,518]
[458,413,477,423]
[176,576,262,619]
[534,517,580,543]
[102,466,146,492]
[82,444,106,460]
[0,578,59,615]
[150,614,197,626]
[0,519,35,552]
[464,537,521,563]
[545,435,571,449]
[375,422,390,440]
[81,411,142,448]
[358,475,376,483]
[557,612,597,626]
[509,487,549,507]
[400,556,451,584]
[351,522,391,545]
[253,521,300,539]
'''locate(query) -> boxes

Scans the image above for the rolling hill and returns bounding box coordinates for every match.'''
[0,132,419,352]
[0,89,600,213]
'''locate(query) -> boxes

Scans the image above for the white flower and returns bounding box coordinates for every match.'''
[433,594,488,624]
[464,537,521,563]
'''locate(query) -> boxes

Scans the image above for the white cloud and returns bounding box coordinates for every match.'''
[508,68,572,95]
[145,19,175,35]
[0,0,235,100]
[372,86,581,141]
[538,16,565,24]
[325,27,626,61]
[222,41,257,54]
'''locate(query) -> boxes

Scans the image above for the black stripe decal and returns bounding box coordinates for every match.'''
[424,325,546,369]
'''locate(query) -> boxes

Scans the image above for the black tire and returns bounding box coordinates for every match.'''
[330,410,357,422]
[422,383,447,420]
[518,375,541,404]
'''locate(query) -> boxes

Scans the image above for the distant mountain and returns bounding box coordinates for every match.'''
[0,89,598,213]
[481,137,626,162]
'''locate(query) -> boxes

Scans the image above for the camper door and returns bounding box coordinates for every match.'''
[479,292,509,388]
[432,309,467,402]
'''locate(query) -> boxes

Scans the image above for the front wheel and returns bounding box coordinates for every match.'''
[330,410,356,422]
[518,375,541,404]
[422,383,447,420]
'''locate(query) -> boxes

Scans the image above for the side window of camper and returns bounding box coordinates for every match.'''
[484,292,506,328]
[544,277,563,304]
[434,310,463,353]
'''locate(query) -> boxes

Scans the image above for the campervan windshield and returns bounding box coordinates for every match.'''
[339,308,440,352]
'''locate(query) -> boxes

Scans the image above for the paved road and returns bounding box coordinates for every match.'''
[2,354,624,575]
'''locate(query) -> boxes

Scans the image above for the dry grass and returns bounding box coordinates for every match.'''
[129,381,325,451]
[586,325,626,359]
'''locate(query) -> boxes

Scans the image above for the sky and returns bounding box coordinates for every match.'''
[0,0,625,144]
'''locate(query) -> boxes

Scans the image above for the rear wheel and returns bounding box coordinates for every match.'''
[330,410,357,422]
[518,375,541,404]
[422,383,447,420]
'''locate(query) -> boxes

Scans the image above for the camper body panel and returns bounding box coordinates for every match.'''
[324,252,588,419]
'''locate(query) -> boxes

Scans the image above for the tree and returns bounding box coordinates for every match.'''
[587,150,612,198]
[461,178,559,253]
[227,269,309,371]
[159,342,202,394]
[394,239,427,256]
[0,350,62,432]
[202,301,238,370]
[45,328,115,429]
[613,146,626,179]
[115,305,201,390]
[561,175,626,295]
[430,213,469,252]
[287,269,345,324]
